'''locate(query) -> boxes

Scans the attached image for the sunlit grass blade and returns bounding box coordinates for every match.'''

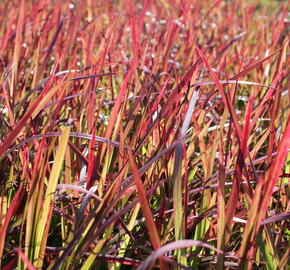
[0,184,25,262]
[238,114,290,268]
[0,64,58,158]
[16,248,36,270]
[172,87,199,268]
[128,149,167,269]
[11,0,25,97]
[33,127,71,268]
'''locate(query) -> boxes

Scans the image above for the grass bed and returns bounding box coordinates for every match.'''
[0,0,289,269]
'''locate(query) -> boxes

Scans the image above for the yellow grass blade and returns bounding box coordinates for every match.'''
[31,82,68,119]
[33,127,71,268]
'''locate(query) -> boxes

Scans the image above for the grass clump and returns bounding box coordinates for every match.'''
[0,0,289,269]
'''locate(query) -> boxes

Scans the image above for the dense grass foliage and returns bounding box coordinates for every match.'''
[0,0,289,269]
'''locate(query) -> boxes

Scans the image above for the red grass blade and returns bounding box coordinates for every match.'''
[16,248,36,270]
[230,48,282,80]
[195,44,242,140]
[128,149,161,250]
[0,185,25,258]
[128,150,168,269]
[238,113,290,267]
[0,64,59,158]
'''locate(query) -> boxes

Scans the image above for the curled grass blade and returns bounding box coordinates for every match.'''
[137,240,228,270]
